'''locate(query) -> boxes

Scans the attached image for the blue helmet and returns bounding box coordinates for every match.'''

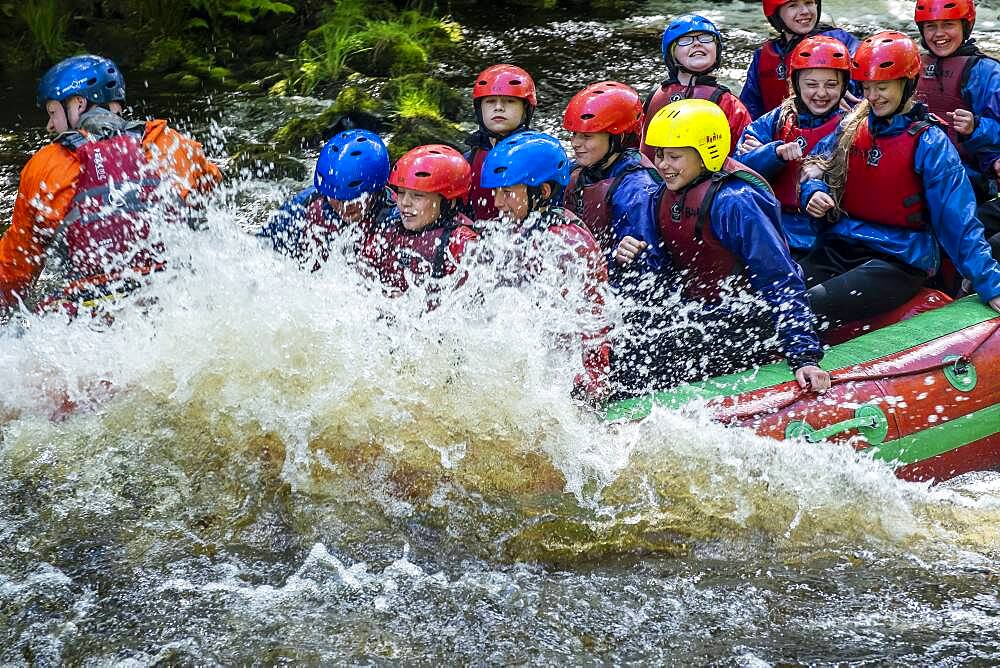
[480,131,571,190]
[313,130,391,201]
[36,54,126,109]
[660,14,723,71]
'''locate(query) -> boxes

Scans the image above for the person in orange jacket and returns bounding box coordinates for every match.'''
[0,54,221,315]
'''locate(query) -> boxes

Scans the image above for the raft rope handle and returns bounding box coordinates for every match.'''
[725,318,1000,420]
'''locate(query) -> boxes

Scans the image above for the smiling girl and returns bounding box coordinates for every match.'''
[800,31,1000,324]
[740,0,859,119]
[359,145,478,299]
[737,35,850,257]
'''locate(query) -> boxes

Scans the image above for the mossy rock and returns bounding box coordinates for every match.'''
[163,72,203,90]
[384,74,464,121]
[270,86,388,150]
[347,31,428,78]
[387,115,466,161]
[141,37,191,73]
[229,144,307,181]
[332,85,383,115]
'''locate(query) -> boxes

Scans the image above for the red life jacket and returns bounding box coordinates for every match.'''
[772,111,842,210]
[656,158,772,301]
[359,212,477,294]
[839,119,933,231]
[565,153,658,254]
[56,127,173,285]
[917,53,977,161]
[757,40,793,113]
[641,79,729,162]
[298,194,344,271]
[466,147,499,222]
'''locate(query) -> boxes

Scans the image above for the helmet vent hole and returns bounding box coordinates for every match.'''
[581,113,595,120]
[510,79,522,85]
[348,179,363,187]
[415,171,432,178]
[801,50,812,57]
[832,53,844,58]
[356,136,368,143]
[493,166,507,175]
[477,80,487,86]
[87,77,97,85]
[879,61,894,69]
[944,2,956,7]
[557,160,565,168]
[349,150,362,156]
[429,149,442,154]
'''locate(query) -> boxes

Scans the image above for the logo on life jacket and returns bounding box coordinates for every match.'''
[867,146,883,167]
[795,136,808,150]
[671,200,683,221]
[669,92,684,102]
[924,62,937,78]
[775,62,787,81]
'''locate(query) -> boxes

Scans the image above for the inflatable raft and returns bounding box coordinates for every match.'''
[603,293,1000,483]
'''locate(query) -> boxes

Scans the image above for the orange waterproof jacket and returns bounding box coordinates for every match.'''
[0,119,221,308]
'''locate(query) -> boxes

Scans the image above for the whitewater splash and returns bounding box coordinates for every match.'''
[2,191,999,573]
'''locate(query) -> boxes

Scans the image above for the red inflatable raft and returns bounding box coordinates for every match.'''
[604,292,1000,483]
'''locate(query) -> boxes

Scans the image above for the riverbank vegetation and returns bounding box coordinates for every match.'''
[1,0,472,163]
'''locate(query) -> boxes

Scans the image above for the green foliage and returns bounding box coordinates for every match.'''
[285,0,462,94]
[188,0,295,25]
[20,0,76,65]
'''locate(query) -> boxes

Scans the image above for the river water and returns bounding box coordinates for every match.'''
[2,0,1000,663]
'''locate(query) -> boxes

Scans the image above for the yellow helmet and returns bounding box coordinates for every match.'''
[644,98,730,172]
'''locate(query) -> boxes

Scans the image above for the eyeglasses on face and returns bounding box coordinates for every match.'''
[675,33,717,47]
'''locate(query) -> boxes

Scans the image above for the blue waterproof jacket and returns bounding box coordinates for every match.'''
[952,56,1000,182]
[739,28,859,120]
[257,186,398,264]
[737,105,843,251]
[696,178,823,369]
[801,106,1000,302]
[574,150,665,284]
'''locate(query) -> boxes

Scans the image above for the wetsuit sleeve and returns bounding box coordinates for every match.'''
[143,120,222,201]
[736,108,785,177]
[720,94,754,156]
[0,144,79,309]
[959,59,1000,165]
[916,128,1000,301]
[739,48,766,120]
[257,186,319,258]
[711,181,824,369]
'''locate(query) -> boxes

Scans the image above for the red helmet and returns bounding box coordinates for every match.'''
[472,64,537,107]
[762,0,793,18]
[789,35,852,73]
[388,145,471,200]
[762,0,822,32]
[562,81,643,136]
[914,0,975,29]
[851,31,921,81]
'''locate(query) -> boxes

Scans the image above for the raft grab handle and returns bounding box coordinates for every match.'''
[785,404,890,445]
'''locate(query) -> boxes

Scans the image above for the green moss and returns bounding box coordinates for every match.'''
[384,74,464,120]
[332,84,382,115]
[387,115,466,161]
[141,37,190,73]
